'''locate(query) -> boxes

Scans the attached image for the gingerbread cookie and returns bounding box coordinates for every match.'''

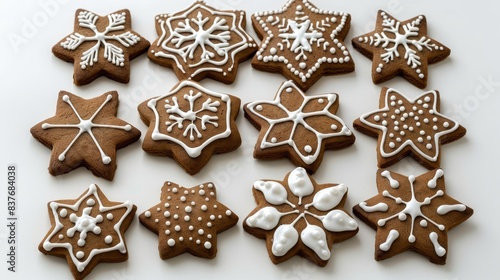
[137,80,241,174]
[353,87,466,169]
[243,167,358,266]
[148,1,258,84]
[251,0,354,91]
[352,10,450,88]
[139,181,238,259]
[53,9,150,85]
[352,169,473,264]
[244,80,355,173]
[39,184,136,279]
[30,91,141,180]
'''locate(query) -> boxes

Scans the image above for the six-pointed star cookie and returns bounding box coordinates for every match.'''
[30,91,141,180]
[244,167,358,266]
[39,184,136,280]
[244,80,355,173]
[251,0,354,91]
[352,10,450,88]
[352,169,473,264]
[139,181,238,259]
[138,80,241,175]
[148,1,258,84]
[53,9,150,85]
[353,87,466,169]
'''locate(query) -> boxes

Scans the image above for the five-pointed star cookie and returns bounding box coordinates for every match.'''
[243,167,358,266]
[244,80,355,173]
[251,0,354,91]
[39,184,136,280]
[353,87,466,169]
[352,169,473,264]
[30,91,141,180]
[148,1,258,84]
[352,10,450,88]
[137,80,241,175]
[53,9,150,85]
[139,181,239,259]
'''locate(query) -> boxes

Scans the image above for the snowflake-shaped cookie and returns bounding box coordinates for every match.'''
[39,184,136,279]
[353,87,466,169]
[252,0,354,91]
[353,169,473,264]
[244,80,355,173]
[53,9,150,85]
[352,10,450,88]
[138,80,241,174]
[244,167,358,266]
[148,1,258,84]
[139,181,238,259]
[30,91,141,180]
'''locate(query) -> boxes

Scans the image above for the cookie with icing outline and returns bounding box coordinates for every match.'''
[244,80,355,173]
[353,87,466,169]
[352,10,450,89]
[352,169,473,264]
[139,181,238,259]
[137,80,241,175]
[148,1,258,84]
[243,167,358,266]
[53,9,150,85]
[251,0,354,91]
[30,91,141,180]
[39,184,136,280]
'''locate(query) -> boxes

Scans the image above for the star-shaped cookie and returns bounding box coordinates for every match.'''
[251,0,354,91]
[139,181,239,259]
[30,91,141,180]
[353,87,466,169]
[148,1,258,84]
[352,10,450,88]
[39,184,136,280]
[53,9,150,85]
[244,80,355,173]
[243,167,358,266]
[352,169,473,264]
[138,80,241,175]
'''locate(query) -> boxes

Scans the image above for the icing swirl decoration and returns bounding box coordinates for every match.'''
[352,169,473,264]
[251,0,354,91]
[38,184,136,279]
[353,87,466,170]
[244,167,358,266]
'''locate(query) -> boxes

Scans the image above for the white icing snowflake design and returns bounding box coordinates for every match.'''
[148,80,232,158]
[61,10,142,69]
[245,167,357,261]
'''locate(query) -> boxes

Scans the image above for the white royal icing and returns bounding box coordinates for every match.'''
[42,94,132,164]
[429,232,446,257]
[42,184,133,272]
[61,10,141,69]
[148,80,232,158]
[246,80,352,166]
[379,229,399,251]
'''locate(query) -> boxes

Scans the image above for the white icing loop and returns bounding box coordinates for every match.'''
[246,207,297,230]
[301,224,331,261]
[304,184,347,211]
[272,224,299,257]
[253,180,294,207]
[287,167,314,205]
[319,210,357,232]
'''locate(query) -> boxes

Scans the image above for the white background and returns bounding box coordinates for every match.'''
[1,0,499,279]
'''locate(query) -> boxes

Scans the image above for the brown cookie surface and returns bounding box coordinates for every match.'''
[52,9,150,85]
[352,10,450,88]
[352,169,473,264]
[138,80,241,175]
[243,167,358,266]
[39,184,136,280]
[148,1,258,84]
[251,0,354,91]
[30,91,141,180]
[353,87,466,169]
[244,80,355,173]
[139,181,238,259]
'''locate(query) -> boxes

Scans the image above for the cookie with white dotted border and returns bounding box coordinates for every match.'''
[139,181,238,259]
